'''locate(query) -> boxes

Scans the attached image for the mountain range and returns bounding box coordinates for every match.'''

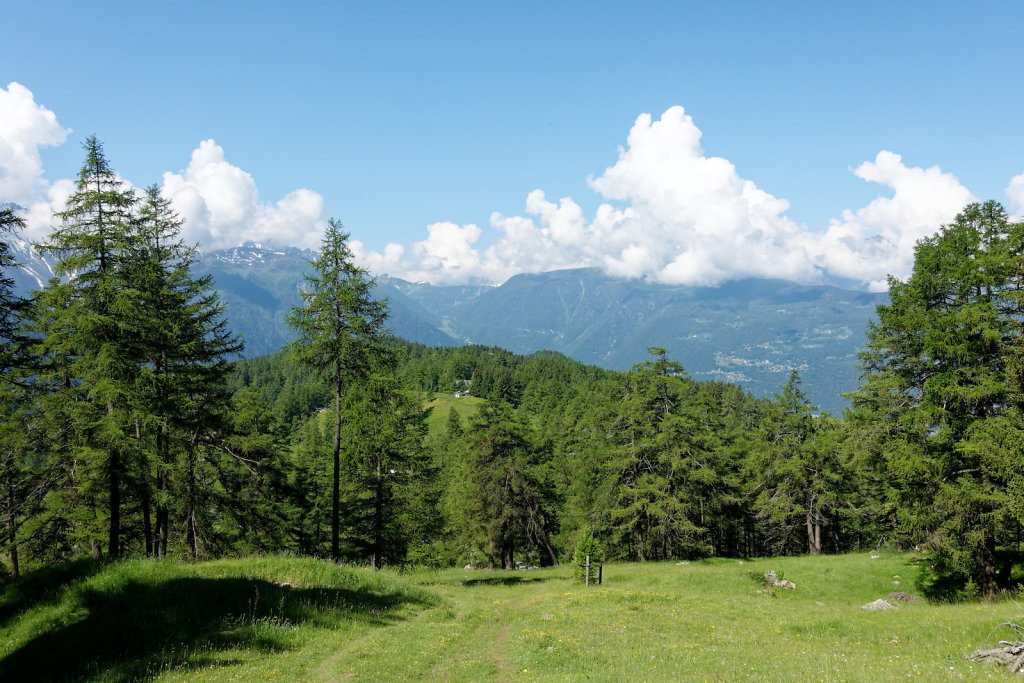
[8,239,886,414]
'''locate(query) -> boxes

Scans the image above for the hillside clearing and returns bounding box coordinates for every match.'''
[422,393,485,434]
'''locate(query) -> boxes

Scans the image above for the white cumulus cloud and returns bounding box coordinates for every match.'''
[1,83,327,250]
[161,140,326,250]
[0,82,73,242]
[586,106,814,286]
[0,82,70,207]
[801,152,975,291]
[358,106,979,289]
[0,85,1004,290]
[1007,172,1024,219]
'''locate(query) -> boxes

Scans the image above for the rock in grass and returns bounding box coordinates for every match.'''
[764,570,796,590]
[861,599,897,611]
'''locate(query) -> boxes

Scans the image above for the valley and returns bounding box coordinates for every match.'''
[197,245,884,413]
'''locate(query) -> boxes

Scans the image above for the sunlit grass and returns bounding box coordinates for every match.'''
[422,393,485,435]
[350,553,1022,681]
[2,552,1022,680]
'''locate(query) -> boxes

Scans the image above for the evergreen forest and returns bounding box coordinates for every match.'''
[4,138,1024,603]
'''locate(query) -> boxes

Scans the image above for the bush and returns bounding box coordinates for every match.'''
[573,533,603,585]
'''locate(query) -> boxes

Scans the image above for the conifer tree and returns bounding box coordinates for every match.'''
[852,201,1024,596]
[130,185,243,558]
[340,369,426,568]
[29,150,243,564]
[452,405,559,569]
[290,413,333,555]
[0,208,34,575]
[34,136,138,558]
[750,371,841,555]
[287,218,389,561]
[0,208,32,381]
[600,348,727,561]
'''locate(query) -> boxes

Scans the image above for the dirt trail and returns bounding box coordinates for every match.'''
[489,622,512,680]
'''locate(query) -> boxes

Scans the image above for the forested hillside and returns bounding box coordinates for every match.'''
[3,140,1024,604]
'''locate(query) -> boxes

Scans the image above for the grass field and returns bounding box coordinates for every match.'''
[1,552,1021,680]
[422,393,485,435]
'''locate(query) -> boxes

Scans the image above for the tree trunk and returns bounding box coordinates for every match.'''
[503,535,515,570]
[332,381,341,562]
[6,473,18,577]
[137,419,153,557]
[373,457,384,569]
[806,497,821,555]
[185,434,197,561]
[980,530,999,599]
[529,506,559,566]
[141,483,153,558]
[156,467,168,558]
[156,421,170,558]
[108,401,120,558]
[487,534,495,570]
[156,355,169,559]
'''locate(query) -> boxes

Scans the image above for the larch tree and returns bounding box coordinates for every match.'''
[453,405,559,570]
[750,371,841,555]
[851,201,1024,597]
[130,185,243,559]
[602,348,727,561]
[0,207,34,576]
[286,218,390,562]
[34,136,138,559]
[340,369,426,568]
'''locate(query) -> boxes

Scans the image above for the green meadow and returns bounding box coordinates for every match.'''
[421,393,486,435]
[1,552,1021,681]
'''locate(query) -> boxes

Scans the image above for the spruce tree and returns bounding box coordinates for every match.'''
[600,348,726,561]
[750,371,841,555]
[452,405,558,569]
[0,208,32,381]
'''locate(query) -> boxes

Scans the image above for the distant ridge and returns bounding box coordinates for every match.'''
[388,268,886,413]
[8,239,885,412]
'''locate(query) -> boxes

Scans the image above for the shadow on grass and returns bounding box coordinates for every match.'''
[0,559,105,628]
[460,575,556,587]
[912,549,1024,602]
[0,574,433,682]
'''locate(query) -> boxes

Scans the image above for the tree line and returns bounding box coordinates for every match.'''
[2,137,1023,601]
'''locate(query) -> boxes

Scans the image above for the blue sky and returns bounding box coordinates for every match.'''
[4,1,1024,288]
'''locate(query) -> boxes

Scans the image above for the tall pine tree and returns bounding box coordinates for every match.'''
[287,218,389,562]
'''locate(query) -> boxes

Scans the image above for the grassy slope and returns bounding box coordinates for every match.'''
[1,553,1021,681]
[0,557,435,682]
[422,394,485,436]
